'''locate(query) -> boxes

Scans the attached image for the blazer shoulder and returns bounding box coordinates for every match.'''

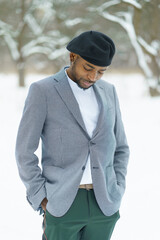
[29,74,58,94]
[31,75,54,87]
[30,68,65,91]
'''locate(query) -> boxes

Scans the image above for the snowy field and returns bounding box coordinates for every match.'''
[0,72,160,240]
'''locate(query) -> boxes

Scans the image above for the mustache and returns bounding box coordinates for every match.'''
[81,79,95,84]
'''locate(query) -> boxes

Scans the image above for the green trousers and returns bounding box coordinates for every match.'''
[42,189,120,240]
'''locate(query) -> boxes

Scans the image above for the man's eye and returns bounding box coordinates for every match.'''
[84,66,92,71]
[98,71,103,75]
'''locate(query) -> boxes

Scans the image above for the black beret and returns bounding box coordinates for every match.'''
[66,31,115,67]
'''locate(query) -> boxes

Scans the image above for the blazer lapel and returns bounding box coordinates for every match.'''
[92,83,110,138]
[54,68,89,137]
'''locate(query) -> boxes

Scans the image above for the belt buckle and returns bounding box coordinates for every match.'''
[85,184,91,191]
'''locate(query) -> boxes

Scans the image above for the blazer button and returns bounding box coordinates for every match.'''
[82,166,85,170]
[89,141,96,146]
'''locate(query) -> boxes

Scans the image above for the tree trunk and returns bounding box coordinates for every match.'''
[17,61,25,87]
[149,87,160,97]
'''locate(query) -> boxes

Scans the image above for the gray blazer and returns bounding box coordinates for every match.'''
[15,67,130,217]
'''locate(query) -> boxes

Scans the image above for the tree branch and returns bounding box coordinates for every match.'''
[122,0,142,9]
[137,36,159,56]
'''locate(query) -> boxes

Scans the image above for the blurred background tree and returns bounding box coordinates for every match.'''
[0,0,159,96]
[89,0,160,96]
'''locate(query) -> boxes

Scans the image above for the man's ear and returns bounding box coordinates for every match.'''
[70,52,78,63]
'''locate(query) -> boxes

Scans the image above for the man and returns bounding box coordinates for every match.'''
[15,31,130,240]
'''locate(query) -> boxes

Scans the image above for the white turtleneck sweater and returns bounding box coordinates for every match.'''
[65,70,100,184]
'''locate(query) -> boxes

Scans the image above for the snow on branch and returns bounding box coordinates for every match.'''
[96,0,120,12]
[4,35,20,60]
[137,36,159,56]
[22,34,69,58]
[32,1,55,31]
[48,48,67,60]
[70,0,82,2]
[48,30,61,37]
[0,20,12,31]
[22,46,51,57]
[21,37,55,56]
[88,0,141,14]
[65,18,83,27]
[34,0,53,9]
[58,36,70,45]
[101,11,127,28]
[40,10,55,31]
[99,10,153,78]
[122,0,142,9]
[0,20,19,60]
[24,13,42,35]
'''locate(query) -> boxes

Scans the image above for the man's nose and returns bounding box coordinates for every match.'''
[87,71,98,82]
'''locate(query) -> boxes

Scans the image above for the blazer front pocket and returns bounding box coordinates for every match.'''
[105,165,117,185]
[105,165,123,201]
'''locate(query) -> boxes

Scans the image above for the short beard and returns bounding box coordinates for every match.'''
[75,78,93,90]
[69,58,94,90]
[71,66,93,90]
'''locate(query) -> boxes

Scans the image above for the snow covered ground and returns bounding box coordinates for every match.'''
[0,72,160,239]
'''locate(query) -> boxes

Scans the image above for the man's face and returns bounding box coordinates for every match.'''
[67,53,108,89]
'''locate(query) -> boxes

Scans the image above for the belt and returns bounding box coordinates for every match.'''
[79,184,93,190]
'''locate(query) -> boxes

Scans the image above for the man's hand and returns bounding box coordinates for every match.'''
[41,198,48,212]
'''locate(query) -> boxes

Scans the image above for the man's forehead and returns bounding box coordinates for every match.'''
[84,62,107,71]
[74,54,108,71]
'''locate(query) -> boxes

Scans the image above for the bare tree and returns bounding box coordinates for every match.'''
[0,0,69,86]
[88,0,160,96]
[0,0,93,86]
[1,0,159,94]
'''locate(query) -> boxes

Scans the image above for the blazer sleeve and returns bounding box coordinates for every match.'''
[113,86,130,189]
[15,82,47,211]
